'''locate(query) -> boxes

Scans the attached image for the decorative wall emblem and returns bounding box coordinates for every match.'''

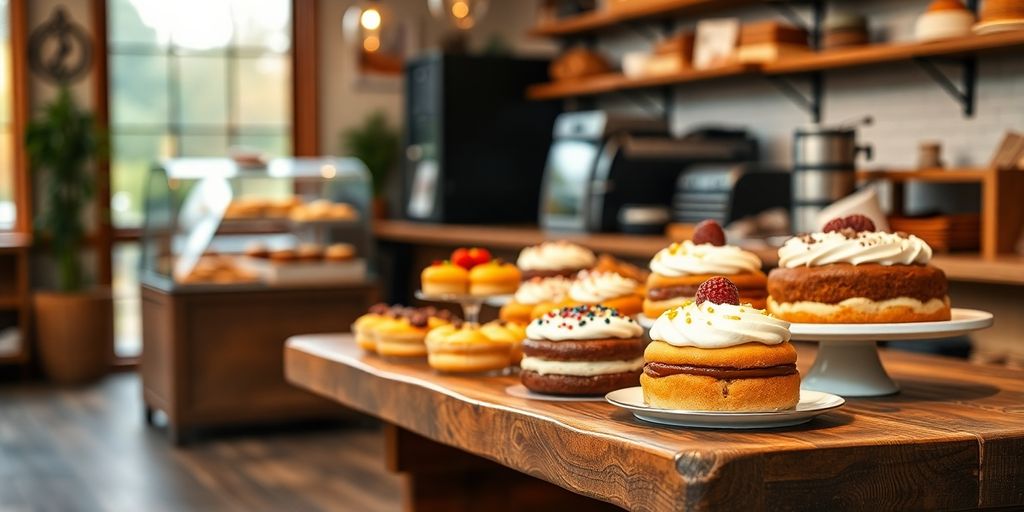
[28,7,92,85]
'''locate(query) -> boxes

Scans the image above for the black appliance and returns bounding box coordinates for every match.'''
[402,53,560,223]
[539,111,758,232]
[673,164,791,225]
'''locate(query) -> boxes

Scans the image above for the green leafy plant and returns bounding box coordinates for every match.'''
[25,87,104,292]
[341,110,399,197]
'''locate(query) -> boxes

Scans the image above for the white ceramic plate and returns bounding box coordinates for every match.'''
[606,387,845,429]
[505,384,606,402]
[789,308,993,342]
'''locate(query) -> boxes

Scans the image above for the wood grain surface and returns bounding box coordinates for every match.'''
[285,335,1024,512]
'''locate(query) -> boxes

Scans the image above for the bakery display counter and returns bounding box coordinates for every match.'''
[139,158,378,442]
[286,334,1024,511]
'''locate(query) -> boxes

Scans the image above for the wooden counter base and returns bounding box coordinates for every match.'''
[286,334,1024,511]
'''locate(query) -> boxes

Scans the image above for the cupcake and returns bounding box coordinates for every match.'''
[521,305,645,396]
[644,219,766,319]
[516,241,596,280]
[643,277,799,411]
[468,260,521,295]
[767,214,950,323]
[421,260,469,295]
[426,324,512,373]
[480,320,528,364]
[499,276,572,324]
[567,270,642,317]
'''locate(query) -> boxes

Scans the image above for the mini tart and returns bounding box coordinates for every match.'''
[375,318,431,357]
[644,271,768,318]
[480,321,527,364]
[767,264,950,323]
[641,341,800,411]
[469,261,521,295]
[324,243,356,262]
[499,301,535,324]
[426,326,512,373]
[421,262,469,295]
[351,313,389,352]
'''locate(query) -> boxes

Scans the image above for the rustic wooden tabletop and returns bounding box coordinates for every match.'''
[285,334,1024,511]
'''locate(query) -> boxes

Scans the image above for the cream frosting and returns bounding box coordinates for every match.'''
[569,271,638,303]
[513,276,572,305]
[649,241,762,277]
[517,241,596,271]
[520,356,644,376]
[649,301,791,349]
[768,296,950,315]
[526,305,643,341]
[778,231,933,268]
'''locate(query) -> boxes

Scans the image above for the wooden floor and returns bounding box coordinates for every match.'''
[0,373,404,512]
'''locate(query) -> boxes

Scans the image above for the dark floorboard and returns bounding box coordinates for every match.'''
[0,373,403,512]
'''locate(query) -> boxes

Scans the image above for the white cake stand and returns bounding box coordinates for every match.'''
[790,308,993,397]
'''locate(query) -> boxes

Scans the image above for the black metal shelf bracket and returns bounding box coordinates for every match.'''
[768,0,826,49]
[767,72,823,123]
[913,56,977,117]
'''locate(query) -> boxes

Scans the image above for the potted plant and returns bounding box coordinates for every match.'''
[341,110,399,218]
[26,86,111,384]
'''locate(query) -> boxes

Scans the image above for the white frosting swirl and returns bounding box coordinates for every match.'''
[649,241,762,276]
[649,301,790,349]
[778,231,933,268]
[569,271,638,303]
[513,276,572,305]
[517,241,596,271]
[526,306,643,341]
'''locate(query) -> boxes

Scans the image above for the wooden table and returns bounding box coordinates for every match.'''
[285,335,1024,511]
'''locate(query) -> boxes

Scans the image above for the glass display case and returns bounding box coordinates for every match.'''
[141,157,374,291]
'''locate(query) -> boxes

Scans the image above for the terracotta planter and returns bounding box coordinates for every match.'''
[33,288,113,385]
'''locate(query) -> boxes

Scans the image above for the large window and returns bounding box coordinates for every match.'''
[108,0,293,228]
[0,0,15,230]
[108,0,294,358]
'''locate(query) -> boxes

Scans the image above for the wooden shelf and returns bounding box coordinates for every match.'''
[764,30,1024,74]
[858,167,1024,260]
[374,219,779,264]
[932,254,1024,286]
[527,32,1024,101]
[526,64,757,100]
[856,168,992,183]
[530,0,755,37]
[376,220,1024,285]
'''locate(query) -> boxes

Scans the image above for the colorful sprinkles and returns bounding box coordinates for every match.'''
[532,304,632,330]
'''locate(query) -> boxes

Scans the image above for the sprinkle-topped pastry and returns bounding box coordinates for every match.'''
[643,219,767,319]
[521,305,645,396]
[642,277,800,412]
[768,214,950,323]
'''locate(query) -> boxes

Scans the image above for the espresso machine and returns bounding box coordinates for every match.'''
[791,117,873,232]
[539,111,758,232]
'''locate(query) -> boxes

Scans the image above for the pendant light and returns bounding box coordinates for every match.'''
[428,0,489,30]
[342,0,389,54]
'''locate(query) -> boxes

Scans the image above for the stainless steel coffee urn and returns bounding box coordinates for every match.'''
[791,117,873,232]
